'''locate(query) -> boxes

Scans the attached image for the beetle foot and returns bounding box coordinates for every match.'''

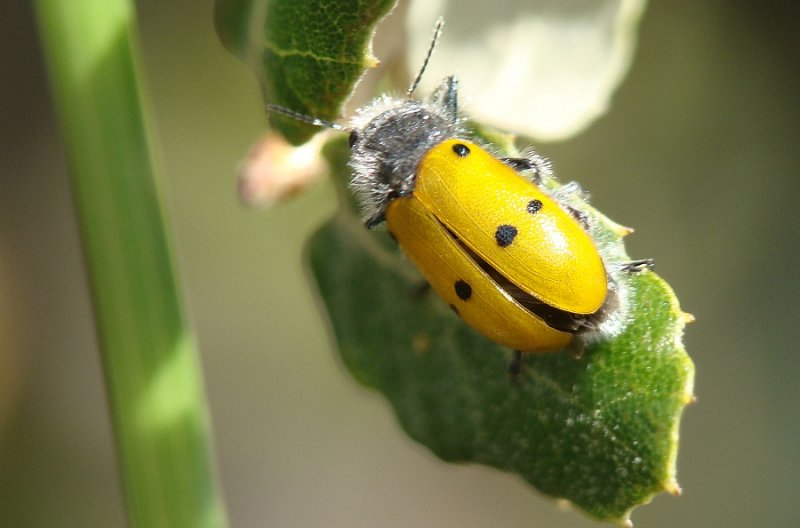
[621,258,654,273]
[508,350,523,380]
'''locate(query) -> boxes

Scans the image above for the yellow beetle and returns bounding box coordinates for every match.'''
[384,183,573,354]
[269,21,651,370]
[412,138,608,316]
[382,136,609,354]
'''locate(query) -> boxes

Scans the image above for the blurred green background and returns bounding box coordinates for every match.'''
[1,0,798,527]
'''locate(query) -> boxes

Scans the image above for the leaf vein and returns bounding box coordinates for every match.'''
[264,40,362,66]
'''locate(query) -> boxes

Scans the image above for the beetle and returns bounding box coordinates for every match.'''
[269,20,651,372]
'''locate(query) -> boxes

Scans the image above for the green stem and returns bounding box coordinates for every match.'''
[34,1,228,526]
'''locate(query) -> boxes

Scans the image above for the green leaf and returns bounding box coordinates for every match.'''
[214,0,397,144]
[307,138,695,524]
[221,3,694,522]
[214,0,262,61]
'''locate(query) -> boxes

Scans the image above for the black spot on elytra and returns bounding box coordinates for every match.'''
[495,225,518,247]
[454,279,472,301]
[527,199,543,215]
[452,143,470,157]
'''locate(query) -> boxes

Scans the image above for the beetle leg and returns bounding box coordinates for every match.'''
[431,75,459,121]
[566,206,591,230]
[508,350,524,379]
[501,155,552,185]
[410,281,432,300]
[364,210,386,229]
[621,259,654,273]
[501,157,537,172]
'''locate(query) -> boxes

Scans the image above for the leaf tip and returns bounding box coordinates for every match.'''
[681,311,696,324]
[364,54,381,69]
[611,222,635,237]
[555,498,573,512]
[619,226,635,237]
[665,480,683,496]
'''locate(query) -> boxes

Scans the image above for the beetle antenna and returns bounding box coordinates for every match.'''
[406,17,444,97]
[267,104,349,131]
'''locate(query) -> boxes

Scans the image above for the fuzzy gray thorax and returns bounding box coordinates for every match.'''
[348,96,463,224]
